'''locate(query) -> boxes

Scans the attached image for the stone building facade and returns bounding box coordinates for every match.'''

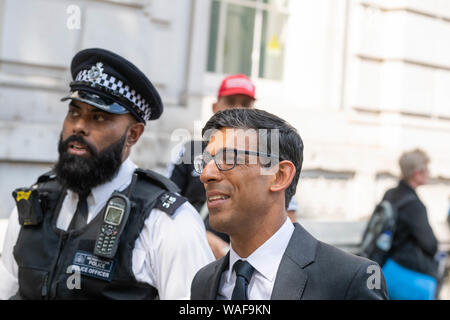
[0,0,449,231]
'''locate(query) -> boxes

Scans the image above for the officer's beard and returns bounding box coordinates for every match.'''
[54,132,126,195]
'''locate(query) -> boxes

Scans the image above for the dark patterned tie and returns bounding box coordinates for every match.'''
[68,193,89,230]
[231,260,255,300]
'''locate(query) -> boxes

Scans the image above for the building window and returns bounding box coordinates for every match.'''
[207,0,289,81]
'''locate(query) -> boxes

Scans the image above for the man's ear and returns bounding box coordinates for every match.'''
[126,122,145,148]
[212,102,219,114]
[269,160,296,193]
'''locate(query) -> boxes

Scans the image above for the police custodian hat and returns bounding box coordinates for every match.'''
[61,48,163,124]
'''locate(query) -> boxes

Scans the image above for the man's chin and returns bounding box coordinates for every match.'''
[55,156,97,193]
[208,211,233,234]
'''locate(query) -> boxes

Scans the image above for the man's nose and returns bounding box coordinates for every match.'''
[200,159,222,184]
[72,117,89,136]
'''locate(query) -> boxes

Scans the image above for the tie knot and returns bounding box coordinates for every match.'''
[78,191,90,201]
[69,191,90,231]
[233,260,254,283]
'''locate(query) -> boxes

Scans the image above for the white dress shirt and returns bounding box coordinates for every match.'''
[217,218,295,300]
[0,158,214,300]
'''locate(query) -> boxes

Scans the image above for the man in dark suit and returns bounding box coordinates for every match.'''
[190,108,388,300]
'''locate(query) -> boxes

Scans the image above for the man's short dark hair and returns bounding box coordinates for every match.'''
[202,108,303,209]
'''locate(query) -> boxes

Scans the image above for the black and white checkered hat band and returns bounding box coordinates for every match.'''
[75,69,151,121]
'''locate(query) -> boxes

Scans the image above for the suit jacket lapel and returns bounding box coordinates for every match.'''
[206,252,230,299]
[271,223,317,300]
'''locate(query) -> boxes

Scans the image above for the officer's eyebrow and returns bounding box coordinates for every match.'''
[69,101,81,109]
[69,101,109,114]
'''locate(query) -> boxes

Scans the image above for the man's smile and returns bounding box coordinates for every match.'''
[206,191,231,209]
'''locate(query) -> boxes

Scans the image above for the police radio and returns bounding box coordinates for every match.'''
[94,192,131,259]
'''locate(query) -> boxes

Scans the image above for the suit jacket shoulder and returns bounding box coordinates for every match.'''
[272,223,388,300]
[315,240,387,299]
[191,254,228,300]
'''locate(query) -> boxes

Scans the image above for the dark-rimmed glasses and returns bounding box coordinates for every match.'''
[193,148,279,174]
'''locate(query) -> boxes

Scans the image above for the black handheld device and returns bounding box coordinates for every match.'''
[94,192,131,258]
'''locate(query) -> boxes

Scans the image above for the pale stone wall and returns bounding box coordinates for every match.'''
[0,0,199,219]
[196,0,450,226]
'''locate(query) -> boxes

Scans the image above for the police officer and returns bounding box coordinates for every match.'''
[0,48,214,300]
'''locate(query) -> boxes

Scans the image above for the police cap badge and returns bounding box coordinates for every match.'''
[61,48,163,124]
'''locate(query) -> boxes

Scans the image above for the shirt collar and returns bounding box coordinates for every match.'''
[227,218,295,282]
[66,157,137,206]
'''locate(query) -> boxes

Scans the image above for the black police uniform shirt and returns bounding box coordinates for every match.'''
[0,158,214,299]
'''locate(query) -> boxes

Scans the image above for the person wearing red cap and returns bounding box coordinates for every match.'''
[166,74,298,259]
[212,74,256,113]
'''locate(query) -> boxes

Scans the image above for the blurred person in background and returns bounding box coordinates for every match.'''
[381,148,443,299]
[166,74,298,258]
[447,197,450,226]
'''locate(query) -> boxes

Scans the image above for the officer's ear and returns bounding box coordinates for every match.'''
[125,121,145,148]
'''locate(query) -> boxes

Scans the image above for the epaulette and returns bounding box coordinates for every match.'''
[36,170,57,185]
[134,168,180,193]
[154,192,187,217]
